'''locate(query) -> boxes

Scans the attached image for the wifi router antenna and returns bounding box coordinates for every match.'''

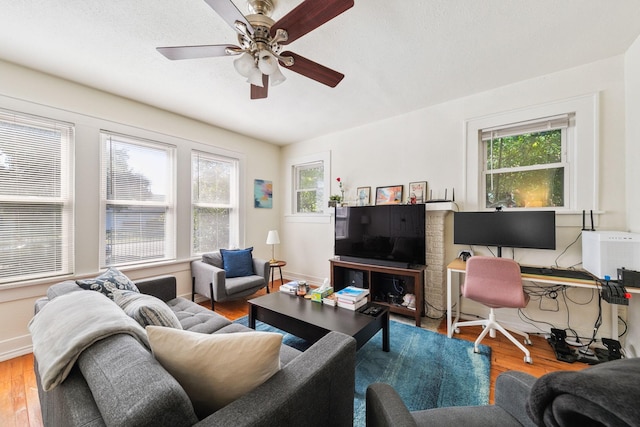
[590,210,595,231]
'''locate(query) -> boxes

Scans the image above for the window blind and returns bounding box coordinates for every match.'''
[101,132,175,267]
[481,114,572,140]
[191,150,238,254]
[0,109,74,284]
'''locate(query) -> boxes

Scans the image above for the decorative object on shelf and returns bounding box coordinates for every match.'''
[375,185,403,205]
[409,181,427,204]
[328,194,342,207]
[254,179,273,208]
[336,177,345,202]
[265,230,280,263]
[357,186,371,206]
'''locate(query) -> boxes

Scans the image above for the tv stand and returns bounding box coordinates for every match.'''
[330,259,425,326]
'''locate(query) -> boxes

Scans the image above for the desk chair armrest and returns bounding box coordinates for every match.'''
[366,383,417,427]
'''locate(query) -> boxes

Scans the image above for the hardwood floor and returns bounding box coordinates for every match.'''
[2,282,587,426]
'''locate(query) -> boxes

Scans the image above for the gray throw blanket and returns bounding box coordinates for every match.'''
[29,290,149,391]
[527,357,640,427]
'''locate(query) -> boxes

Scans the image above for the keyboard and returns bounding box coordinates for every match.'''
[520,265,595,281]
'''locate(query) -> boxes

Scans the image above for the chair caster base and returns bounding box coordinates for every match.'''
[524,356,533,364]
[454,328,460,334]
[524,338,532,346]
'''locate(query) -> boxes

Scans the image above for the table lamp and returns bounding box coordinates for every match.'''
[266,230,280,264]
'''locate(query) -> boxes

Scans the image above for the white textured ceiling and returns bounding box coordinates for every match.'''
[1,1,640,145]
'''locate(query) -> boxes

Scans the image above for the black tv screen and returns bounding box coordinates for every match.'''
[453,210,556,253]
[334,204,426,267]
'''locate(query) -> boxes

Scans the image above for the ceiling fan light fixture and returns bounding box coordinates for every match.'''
[233,52,256,77]
[270,66,286,86]
[247,67,264,87]
[257,50,278,75]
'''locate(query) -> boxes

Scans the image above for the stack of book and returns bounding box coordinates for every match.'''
[335,286,369,310]
[279,281,298,295]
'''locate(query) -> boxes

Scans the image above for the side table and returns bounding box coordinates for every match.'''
[269,260,286,289]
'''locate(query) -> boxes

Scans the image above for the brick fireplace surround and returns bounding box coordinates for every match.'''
[424,203,455,318]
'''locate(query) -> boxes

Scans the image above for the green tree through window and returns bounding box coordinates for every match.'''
[485,129,565,208]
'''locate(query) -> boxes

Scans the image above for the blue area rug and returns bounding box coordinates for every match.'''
[233,316,491,426]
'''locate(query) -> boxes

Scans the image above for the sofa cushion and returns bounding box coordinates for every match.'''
[220,247,254,278]
[167,297,232,333]
[76,267,139,299]
[147,326,282,419]
[202,251,224,269]
[113,289,182,329]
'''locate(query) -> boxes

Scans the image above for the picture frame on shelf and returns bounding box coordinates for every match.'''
[375,185,403,205]
[357,186,371,206]
[408,181,427,204]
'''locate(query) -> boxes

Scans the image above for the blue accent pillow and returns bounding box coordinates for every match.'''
[220,248,254,278]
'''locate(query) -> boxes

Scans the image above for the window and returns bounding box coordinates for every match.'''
[293,160,325,213]
[101,132,176,267]
[482,114,571,208]
[465,94,598,213]
[191,151,239,254]
[0,109,74,284]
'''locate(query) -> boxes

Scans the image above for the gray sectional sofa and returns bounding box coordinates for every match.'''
[33,275,357,427]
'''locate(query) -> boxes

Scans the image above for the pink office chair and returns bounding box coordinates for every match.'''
[455,256,533,364]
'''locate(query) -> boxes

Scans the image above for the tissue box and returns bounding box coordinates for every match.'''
[311,287,333,302]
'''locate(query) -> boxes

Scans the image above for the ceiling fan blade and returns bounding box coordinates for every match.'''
[270,0,354,45]
[203,0,254,35]
[251,75,269,99]
[280,51,344,88]
[156,44,239,60]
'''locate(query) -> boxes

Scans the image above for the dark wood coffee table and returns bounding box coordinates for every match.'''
[248,292,389,351]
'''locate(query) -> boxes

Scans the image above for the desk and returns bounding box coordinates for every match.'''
[446,258,640,339]
[269,261,286,289]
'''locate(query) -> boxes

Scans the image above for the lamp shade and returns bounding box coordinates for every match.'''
[257,50,278,75]
[266,230,280,245]
[247,67,264,87]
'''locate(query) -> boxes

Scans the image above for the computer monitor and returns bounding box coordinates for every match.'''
[453,210,556,257]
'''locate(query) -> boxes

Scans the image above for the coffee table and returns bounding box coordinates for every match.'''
[248,292,389,352]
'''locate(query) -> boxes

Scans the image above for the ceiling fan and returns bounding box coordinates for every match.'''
[156,0,354,99]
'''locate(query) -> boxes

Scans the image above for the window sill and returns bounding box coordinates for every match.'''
[284,214,331,224]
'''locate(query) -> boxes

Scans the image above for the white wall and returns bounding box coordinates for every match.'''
[624,34,640,356]
[281,55,629,342]
[0,60,281,361]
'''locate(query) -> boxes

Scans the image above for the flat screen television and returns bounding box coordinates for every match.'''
[453,210,556,257]
[334,204,426,268]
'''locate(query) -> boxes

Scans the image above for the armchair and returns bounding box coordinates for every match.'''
[191,250,269,309]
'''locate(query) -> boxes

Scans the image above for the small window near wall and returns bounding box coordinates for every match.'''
[293,160,325,213]
[482,114,573,209]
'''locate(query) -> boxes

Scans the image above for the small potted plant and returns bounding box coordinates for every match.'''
[328,194,342,207]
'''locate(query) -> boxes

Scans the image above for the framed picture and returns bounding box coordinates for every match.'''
[254,179,273,208]
[409,181,427,203]
[375,185,403,205]
[357,186,371,206]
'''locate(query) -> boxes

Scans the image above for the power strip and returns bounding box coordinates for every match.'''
[600,280,630,305]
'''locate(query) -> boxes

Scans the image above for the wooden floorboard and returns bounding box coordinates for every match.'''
[3,280,589,425]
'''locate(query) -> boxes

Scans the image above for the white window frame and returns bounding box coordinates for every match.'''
[100,131,176,268]
[464,94,599,214]
[0,109,74,285]
[285,151,331,223]
[190,150,240,256]
[481,114,573,209]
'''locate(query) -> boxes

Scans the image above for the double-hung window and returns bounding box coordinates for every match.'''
[191,151,239,254]
[101,132,176,267]
[293,160,325,213]
[0,109,74,284]
[482,114,573,209]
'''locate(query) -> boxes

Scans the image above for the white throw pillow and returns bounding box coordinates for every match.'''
[147,326,282,418]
